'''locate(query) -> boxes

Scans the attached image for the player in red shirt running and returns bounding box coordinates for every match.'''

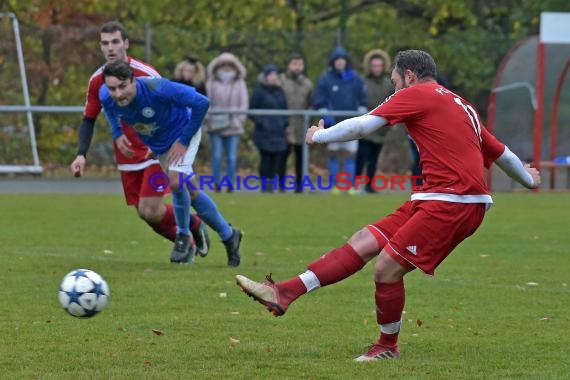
[69,21,210,262]
[236,50,540,360]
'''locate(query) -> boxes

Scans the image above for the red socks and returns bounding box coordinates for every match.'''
[275,277,307,305]
[147,204,202,242]
[273,242,404,350]
[375,280,405,347]
[149,203,177,242]
[307,244,366,286]
[274,244,366,303]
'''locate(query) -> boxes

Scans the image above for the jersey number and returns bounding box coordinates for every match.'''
[454,97,482,142]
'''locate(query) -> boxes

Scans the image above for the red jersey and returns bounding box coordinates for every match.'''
[370,82,505,203]
[84,57,161,170]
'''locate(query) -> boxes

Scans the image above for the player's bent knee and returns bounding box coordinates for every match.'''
[374,250,409,283]
[137,199,164,224]
[168,178,180,192]
[347,228,381,263]
[188,187,200,199]
[166,170,181,190]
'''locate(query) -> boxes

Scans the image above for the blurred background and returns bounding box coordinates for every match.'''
[0,0,569,190]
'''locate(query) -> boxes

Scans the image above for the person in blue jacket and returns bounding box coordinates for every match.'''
[99,60,242,266]
[313,47,368,194]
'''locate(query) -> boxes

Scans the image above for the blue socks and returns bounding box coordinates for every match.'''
[344,156,355,187]
[192,191,233,241]
[171,188,191,236]
[328,155,355,187]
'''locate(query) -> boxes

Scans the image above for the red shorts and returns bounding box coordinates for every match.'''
[367,200,486,276]
[120,164,169,206]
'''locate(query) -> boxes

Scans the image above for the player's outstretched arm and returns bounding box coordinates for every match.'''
[70,117,96,177]
[494,147,541,189]
[307,114,388,144]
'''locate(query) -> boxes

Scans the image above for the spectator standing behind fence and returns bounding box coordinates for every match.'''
[356,49,394,194]
[172,55,207,95]
[279,53,313,193]
[205,52,248,192]
[314,46,367,195]
[249,65,289,193]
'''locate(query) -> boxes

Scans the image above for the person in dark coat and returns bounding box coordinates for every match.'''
[249,64,289,192]
[356,49,394,193]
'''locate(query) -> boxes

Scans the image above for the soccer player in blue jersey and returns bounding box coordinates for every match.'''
[99,60,242,266]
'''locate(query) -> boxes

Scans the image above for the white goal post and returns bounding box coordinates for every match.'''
[0,12,42,174]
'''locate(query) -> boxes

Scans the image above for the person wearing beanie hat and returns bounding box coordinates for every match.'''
[263,64,279,77]
[250,64,289,192]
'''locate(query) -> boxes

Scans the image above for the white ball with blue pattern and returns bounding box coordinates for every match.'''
[58,269,110,318]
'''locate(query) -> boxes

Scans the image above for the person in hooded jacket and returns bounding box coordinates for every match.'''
[205,52,249,192]
[313,47,367,194]
[172,55,207,95]
[249,65,289,193]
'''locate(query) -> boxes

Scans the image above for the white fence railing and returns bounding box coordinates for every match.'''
[0,106,366,180]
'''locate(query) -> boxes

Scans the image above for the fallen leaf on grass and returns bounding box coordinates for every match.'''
[539,317,550,321]
[479,254,489,258]
[526,282,539,286]
[416,319,423,327]
[143,360,153,366]
[152,329,164,336]
[229,337,240,350]
[229,311,240,315]
[363,319,368,326]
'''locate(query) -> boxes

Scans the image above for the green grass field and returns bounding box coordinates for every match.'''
[1,192,569,379]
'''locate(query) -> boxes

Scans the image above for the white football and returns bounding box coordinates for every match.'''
[58,269,110,318]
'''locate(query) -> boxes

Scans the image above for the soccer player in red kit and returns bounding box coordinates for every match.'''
[69,21,209,262]
[236,50,541,361]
